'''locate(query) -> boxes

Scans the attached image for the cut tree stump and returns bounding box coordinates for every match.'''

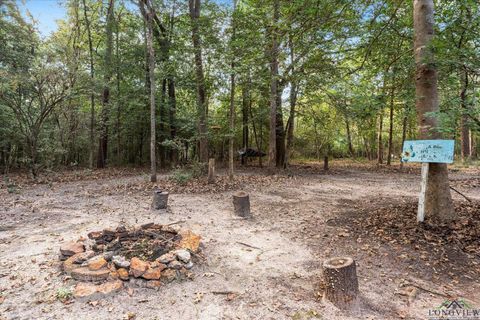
[232,191,250,217]
[152,190,169,210]
[208,158,215,184]
[322,256,359,308]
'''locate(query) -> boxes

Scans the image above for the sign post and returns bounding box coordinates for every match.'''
[401,140,455,223]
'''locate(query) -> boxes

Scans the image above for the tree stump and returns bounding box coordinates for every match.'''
[322,256,359,308]
[208,158,215,184]
[152,190,169,210]
[233,191,250,217]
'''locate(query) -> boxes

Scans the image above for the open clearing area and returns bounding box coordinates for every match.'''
[1,162,479,320]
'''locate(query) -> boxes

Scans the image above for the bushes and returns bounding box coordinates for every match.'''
[169,162,206,185]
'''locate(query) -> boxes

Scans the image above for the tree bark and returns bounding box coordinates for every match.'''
[387,84,395,165]
[233,191,250,217]
[140,0,156,182]
[284,36,296,168]
[460,67,470,161]
[82,0,95,169]
[323,257,359,308]
[97,0,114,168]
[189,0,208,163]
[208,158,215,184]
[228,0,237,180]
[268,0,279,167]
[345,116,354,157]
[413,0,454,221]
[241,79,249,165]
[377,112,383,164]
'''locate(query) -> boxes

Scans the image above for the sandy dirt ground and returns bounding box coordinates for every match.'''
[1,162,479,320]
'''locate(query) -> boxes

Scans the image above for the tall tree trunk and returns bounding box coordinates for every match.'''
[97,0,114,168]
[275,83,285,167]
[140,0,157,182]
[115,10,122,162]
[268,0,279,167]
[189,0,208,163]
[82,0,95,169]
[413,0,454,221]
[284,36,296,168]
[460,67,470,161]
[377,112,383,164]
[400,109,408,169]
[228,0,237,180]
[345,116,354,157]
[168,78,177,164]
[241,79,249,164]
[387,85,395,165]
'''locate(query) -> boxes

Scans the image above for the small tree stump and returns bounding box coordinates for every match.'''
[233,191,250,217]
[152,190,169,210]
[322,256,359,308]
[208,158,215,184]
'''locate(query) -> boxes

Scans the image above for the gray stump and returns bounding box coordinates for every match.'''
[208,158,215,184]
[152,190,169,209]
[322,256,359,308]
[233,191,250,217]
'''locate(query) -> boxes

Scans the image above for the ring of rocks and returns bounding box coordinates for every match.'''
[59,223,201,298]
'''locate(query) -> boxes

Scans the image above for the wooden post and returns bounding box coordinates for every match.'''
[233,191,250,217]
[208,158,215,184]
[152,190,169,210]
[322,257,359,308]
[323,156,329,171]
[417,162,429,222]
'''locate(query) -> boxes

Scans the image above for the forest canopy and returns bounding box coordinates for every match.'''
[0,0,479,177]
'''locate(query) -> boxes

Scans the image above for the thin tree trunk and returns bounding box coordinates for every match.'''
[228,0,237,180]
[268,0,279,167]
[413,0,454,221]
[387,85,395,165]
[241,78,249,165]
[275,83,285,167]
[460,67,470,161]
[345,116,354,157]
[82,0,95,168]
[140,0,156,182]
[115,11,122,162]
[284,36,296,168]
[189,0,208,163]
[168,78,177,164]
[400,110,408,169]
[97,0,114,168]
[377,112,383,164]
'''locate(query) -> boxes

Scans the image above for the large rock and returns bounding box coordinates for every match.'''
[112,255,130,269]
[74,282,98,298]
[161,269,177,283]
[97,280,123,295]
[60,242,85,257]
[142,267,161,280]
[174,249,191,263]
[71,267,110,282]
[157,252,176,264]
[87,256,107,271]
[117,268,129,280]
[178,230,201,253]
[73,280,123,298]
[130,257,148,278]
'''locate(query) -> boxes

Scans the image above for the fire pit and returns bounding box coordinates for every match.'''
[59,223,201,298]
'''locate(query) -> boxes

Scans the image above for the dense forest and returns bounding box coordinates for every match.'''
[1,0,479,175]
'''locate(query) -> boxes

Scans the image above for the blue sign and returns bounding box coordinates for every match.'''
[401,140,455,164]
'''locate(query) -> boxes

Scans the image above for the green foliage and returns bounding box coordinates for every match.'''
[55,287,73,302]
